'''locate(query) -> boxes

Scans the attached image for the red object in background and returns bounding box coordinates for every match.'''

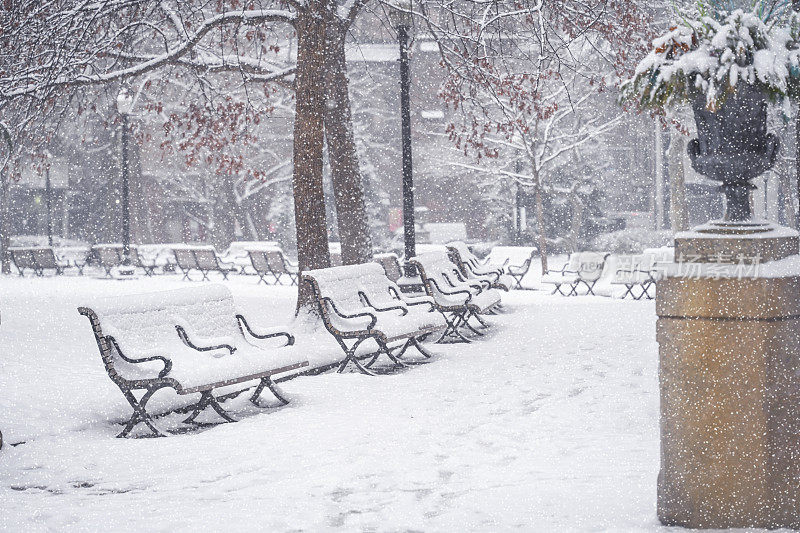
[388,208,402,233]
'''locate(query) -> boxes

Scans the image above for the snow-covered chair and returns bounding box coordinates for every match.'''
[608,254,656,300]
[410,251,502,343]
[506,250,537,289]
[92,244,157,276]
[541,252,609,296]
[78,284,308,437]
[303,263,445,375]
[446,241,515,291]
[264,249,298,285]
[172,245,237,281]
[222,241,280,271]
[9,246,84,277]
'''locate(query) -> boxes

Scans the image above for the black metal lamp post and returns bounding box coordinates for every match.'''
[116,87,134,267]
[389,0,416,275]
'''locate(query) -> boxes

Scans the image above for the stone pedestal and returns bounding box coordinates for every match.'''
[657,221,800,529]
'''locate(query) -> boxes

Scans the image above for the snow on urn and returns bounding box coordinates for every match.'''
[621,7,800,221]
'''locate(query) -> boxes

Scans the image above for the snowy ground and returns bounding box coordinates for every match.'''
[0,271,671,531]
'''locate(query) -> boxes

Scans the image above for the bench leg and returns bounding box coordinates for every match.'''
[435,311,471,344]
[335,337,377,376]
[250,376,289,406]
[181,268,191,281]
[289,273,298,286]
[392,337,435,362]
[462,311,485,337]
[220,270,229,280]
[184,390,236,424]
[118,386,166,438]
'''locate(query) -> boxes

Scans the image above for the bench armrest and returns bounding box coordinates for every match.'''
[358,291,408,316]
[107,336,172,378]
[429,278,473,302]
[175,324,236,355]
[388,285,436,311]
[323,297,377,330]
[236,314,294,346]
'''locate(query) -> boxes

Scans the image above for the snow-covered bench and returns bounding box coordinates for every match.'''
[446,241,515,291]
[173,246,237,281]
[92,244,158,277]
[374,253,403,283]
[410,251,502,343]
[221,241,280,271]
[247,248,298,285]
[78,284,308,437]
[303,263,445,375]
[541,252,609,296]
[9,247,85,276]
[605,254,656,300]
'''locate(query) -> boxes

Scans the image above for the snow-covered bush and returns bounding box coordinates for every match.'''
[620,3,800,111]
[591,228,674,254]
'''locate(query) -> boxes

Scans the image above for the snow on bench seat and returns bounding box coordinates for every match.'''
[87,284,304,391]
[303,263,444,374]
[410,251,501,343]
[79,284,307,437]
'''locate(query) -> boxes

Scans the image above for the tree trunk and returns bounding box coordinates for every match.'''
[667,127,689,231]
[323,21,373,265]
[293,5,331,311]
[209,173,239,251]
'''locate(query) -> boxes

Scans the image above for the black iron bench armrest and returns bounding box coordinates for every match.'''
[217,259,237,270]
[388,285,436,311]
[443,272,483,292]
[429,278,473,302]
[107,336,173,378]
[322,297,377,330]
[175,324,236,355]
[236,314,294,346]
[358,291,408,316]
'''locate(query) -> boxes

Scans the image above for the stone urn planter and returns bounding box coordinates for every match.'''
[687,83,780,221]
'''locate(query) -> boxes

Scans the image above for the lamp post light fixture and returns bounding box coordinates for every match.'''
[116,87,134,272]
[389,0,416,277]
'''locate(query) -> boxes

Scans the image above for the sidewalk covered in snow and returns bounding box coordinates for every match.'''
[0,277,659,531]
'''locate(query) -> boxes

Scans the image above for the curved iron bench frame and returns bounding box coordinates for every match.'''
[302,272,441,376]
[78,306,307,438]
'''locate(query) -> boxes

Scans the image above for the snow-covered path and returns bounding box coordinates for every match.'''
[0,276,662,531]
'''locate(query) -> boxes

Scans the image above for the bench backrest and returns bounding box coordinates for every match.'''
[565,252,608,282]
[31,248,59,268]
[9,248,38,269]
[173,248,199,270]
[609,254,654,284]
[94,245,123,267]
[265,249,289,273]
[194,248,221,269]
[373,253,402,283]
[80,284,241,382]
[303,263,400,333]
[248,250,270,273]
[411,251,471,303]
[446,241,483,270]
